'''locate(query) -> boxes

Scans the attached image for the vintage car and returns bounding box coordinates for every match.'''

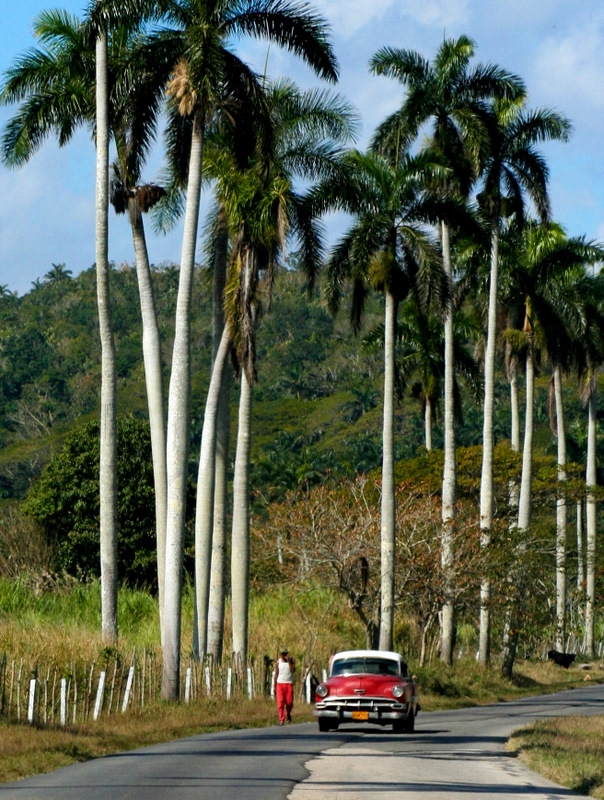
[314,649,419,733]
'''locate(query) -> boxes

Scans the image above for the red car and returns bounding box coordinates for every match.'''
[314,649,419,733]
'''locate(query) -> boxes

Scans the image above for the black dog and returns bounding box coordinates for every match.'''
[548,650,576,668]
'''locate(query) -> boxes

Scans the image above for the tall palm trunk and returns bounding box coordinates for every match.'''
[553,366,567,651]
[128,198,167,641]
[162,109,205,701]
[478,221,499,666]
[502,323,534,677]
[207,206,231,661]
[231,368,253,662]
[96,30,118,643]
[517,330,534,531]
[576,501,584,594]
[584,381,597,658]
[424,398,432,451]
[440,221,457,664]
[379,289,396,651]
[510,361,521,453]
[193,326,231,656]
[507,348,521,524]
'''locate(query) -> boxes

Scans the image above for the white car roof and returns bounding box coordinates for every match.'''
[331,650,404,662]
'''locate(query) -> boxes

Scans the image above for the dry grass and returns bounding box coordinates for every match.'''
[508,715,604,799]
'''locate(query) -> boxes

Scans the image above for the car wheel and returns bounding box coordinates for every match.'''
[392,720,404,734]
[403,708,415,733]
[318,718,332,732]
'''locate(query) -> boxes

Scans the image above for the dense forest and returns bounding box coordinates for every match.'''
[1,261,599,499]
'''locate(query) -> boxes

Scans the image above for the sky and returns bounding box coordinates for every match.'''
[1,0,603,295]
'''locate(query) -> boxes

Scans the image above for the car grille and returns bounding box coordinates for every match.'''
[316,697,405,711]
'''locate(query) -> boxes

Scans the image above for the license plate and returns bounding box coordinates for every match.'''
[352,711,369,720]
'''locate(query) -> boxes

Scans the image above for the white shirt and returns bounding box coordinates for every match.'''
[276,658,293,684]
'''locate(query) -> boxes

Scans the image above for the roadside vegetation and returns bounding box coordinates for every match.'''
[1,577,602,787]
[509,716,604,799]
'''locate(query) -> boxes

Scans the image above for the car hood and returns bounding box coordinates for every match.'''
[327,674,401,697]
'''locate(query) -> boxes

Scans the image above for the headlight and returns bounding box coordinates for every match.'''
[316,684,329,698]
[392,684,405,698]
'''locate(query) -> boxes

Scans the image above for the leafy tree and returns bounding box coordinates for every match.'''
[23,417,160,589]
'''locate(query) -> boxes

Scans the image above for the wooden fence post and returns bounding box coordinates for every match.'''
[122,666,135,713]
[60,678,67,727]
[93,671,106,721]
[27,678,36,723]
[184,667,192,704]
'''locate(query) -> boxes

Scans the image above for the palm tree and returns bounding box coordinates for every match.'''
[1,9,119,641]
[93,0,338,696]
[370,35,525,663]
[363,299,480,451]
[202,78,357,661]
[206,202,231,662]
[44,263,73,284]
[158,0,338,697]
[475,97,570,664]
[315,146,448,650]
[1,9,178,642]
[574,275,604,657]
[499,222,603,675]
[95,22,118,643]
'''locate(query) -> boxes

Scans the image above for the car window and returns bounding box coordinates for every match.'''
[331,658,400,676]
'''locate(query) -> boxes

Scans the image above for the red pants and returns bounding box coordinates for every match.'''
[276,682,294,723]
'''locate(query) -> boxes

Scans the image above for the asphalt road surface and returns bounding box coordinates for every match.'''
[0,683,602,800]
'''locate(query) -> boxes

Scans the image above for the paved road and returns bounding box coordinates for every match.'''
[0,683,602,800]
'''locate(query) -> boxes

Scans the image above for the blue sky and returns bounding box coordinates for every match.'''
[1,0,603,295]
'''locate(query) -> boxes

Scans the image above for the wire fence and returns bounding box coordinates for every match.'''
[0,649,326,727]
[1,637,602,728]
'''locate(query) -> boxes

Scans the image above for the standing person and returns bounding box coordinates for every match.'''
[274,648,295,725]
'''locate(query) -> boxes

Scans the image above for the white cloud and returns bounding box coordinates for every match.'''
[398,0,471,28]
[317,0,471,38]
[319,0,397,39]
[533,23,604,111]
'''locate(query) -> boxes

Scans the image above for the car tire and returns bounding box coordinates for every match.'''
[318,718,332,732]
[403,708,415,733]
[392,720,404,734]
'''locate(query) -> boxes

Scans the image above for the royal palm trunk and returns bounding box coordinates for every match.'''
[440,221,456,664]
[379,290,396,651]
[96,30,118,643]
[231,369,253,661]
[162,109,205,700]
[194,327,231,655]
[478,221,499,665]
[128,198,167,643]
[585,385,597,657]
[553,366,567,651]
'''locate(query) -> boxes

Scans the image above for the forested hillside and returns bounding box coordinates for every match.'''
[3,260,595,502]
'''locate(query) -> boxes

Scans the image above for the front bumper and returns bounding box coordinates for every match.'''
[314,697,407,723]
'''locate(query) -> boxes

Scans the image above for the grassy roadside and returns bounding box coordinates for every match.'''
[508,716,604,799]
[0,658,601,786]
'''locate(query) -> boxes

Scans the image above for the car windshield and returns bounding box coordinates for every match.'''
[331,658,399,677]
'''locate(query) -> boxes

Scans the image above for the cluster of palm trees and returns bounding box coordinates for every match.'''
[1,2,602,696]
